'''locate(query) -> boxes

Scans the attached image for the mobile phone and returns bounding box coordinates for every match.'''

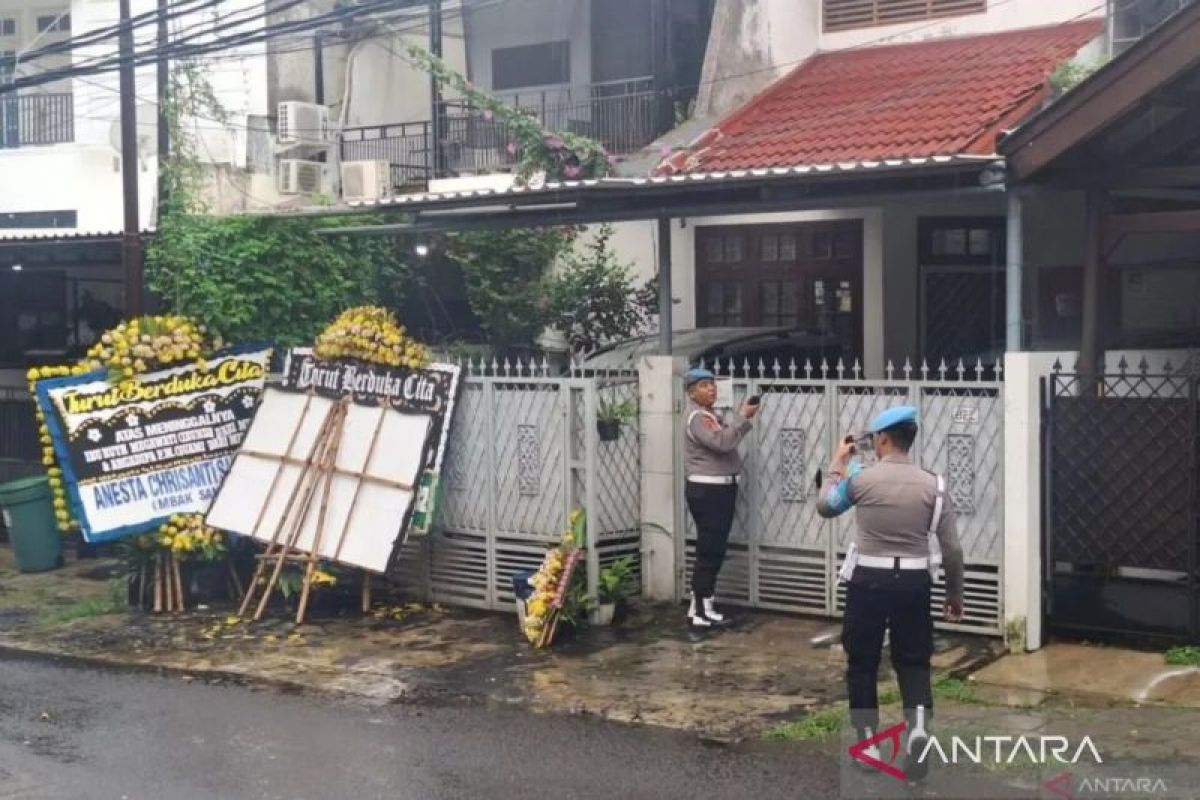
[746,395,762,406]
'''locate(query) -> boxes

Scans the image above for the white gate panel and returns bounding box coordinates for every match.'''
[681,360,1005,635]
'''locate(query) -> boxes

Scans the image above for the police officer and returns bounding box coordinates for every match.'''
[682,367,759,629]
[817,405,964,780]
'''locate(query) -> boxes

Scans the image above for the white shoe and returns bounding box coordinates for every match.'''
[686,596,711,628]
[702,597,725,623]
[905,707,931,782]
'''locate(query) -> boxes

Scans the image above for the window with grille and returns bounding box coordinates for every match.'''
[823,0,987,32]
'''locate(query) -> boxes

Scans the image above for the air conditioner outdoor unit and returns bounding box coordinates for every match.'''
[341,160,392,202]
[277,101,332,146]
[277,159,329,195]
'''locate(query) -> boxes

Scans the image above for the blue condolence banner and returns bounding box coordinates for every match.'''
[35,346,271,543]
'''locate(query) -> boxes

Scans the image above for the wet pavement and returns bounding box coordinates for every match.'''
[0,657,844,800]
[0,550,1002,741]
[972,642,1200,707]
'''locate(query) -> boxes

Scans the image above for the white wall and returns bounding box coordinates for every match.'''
[344,14,468,128]
[818,0,1104,50]
[464,0,590,91]
[0,0,272,234]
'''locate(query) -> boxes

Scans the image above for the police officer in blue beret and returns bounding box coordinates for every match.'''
[681,367,759,628]
[818,405,964,780]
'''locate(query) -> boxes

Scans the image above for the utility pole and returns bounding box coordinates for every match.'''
[156,0,170,218]
[429,0,444,178]
[119,0,144,317]
[313,33,325,105]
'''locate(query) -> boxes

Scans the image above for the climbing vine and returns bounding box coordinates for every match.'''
[406,46,614,182]
[145,62,412,347]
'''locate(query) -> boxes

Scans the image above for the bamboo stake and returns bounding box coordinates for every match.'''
[254,402,346,621]
[227,561,244,602]
[239,399,337,617]
[153,554,164,613]
[138,564,147,609]
[296,399,349,624]
[172,554,185,613]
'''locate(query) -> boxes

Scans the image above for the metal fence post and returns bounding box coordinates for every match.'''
[482,379,499,608]
[583,380,600,605]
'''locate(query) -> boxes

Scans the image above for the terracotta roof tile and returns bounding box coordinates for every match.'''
[662,20,1103,174]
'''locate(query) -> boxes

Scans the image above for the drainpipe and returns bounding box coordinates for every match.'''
[657,217,673,355]
[1005,188,1024,352]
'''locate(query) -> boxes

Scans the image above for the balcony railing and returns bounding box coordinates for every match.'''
[341,76,672,191]
[0,93,75,148]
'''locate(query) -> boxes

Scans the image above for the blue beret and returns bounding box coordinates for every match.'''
[868,405,918,433]
[683,367,716,387]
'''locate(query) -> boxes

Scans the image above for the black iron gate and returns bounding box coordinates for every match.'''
[1043,369,1200,642]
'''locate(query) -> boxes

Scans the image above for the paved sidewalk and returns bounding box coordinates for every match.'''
[0,549,1000,740]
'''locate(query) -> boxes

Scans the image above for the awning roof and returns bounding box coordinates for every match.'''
[291,155,1001,234]
[1000,2,1200,184]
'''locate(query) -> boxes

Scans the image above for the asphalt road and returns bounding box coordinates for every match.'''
[0,657,841,800]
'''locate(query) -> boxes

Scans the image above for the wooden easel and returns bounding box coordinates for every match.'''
[237,397,351,624]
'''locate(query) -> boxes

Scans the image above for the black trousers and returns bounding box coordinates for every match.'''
[685,482,737,599]
[842,566,935,731]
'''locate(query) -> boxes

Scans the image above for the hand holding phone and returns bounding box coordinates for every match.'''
[740,395,761,418]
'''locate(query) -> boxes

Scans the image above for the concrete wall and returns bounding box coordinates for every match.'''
[464,0,590,92]
[695,0,820,118]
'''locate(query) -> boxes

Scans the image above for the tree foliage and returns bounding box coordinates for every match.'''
[441,227,577,351]
[543,226,656,356]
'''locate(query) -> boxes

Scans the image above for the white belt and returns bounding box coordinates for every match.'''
[856,554,930,570]
[688,475,738,485]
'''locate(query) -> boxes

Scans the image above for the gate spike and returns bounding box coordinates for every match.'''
[742,358,753,379]
[885,359,895,381]
[1117,356,1128,375]
[756,357,767,379]
[852,358,862,379]
[541,355,551,377]
[771,358,782,379]
[819,358,830,379]
[955,358,966,381]
[973,358,984,381]
[1163,358,1175,375]
[920,359,930,380]
[490,357,500,377]
[938,358,948,380]
[502,357,512,377]
[836,358,846,380]
[1051,357,1062,374]
[994,359,1003,380]
[1137,356,1149,375]
[788,357,798,379]
[903,358,913,380]
[804,359,814,380]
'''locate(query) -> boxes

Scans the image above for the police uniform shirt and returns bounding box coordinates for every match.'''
[684,402,752,478]
[818,453,965,605]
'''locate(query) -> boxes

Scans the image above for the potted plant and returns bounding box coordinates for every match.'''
[594,555,636,625]
[596,397,637,442]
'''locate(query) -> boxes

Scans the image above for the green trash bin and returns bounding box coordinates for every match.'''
[0,475,63,573]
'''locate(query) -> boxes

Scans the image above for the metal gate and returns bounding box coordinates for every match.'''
[401,362,642,612]
[1044,365,1200,642]
[680,359,1005,635]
